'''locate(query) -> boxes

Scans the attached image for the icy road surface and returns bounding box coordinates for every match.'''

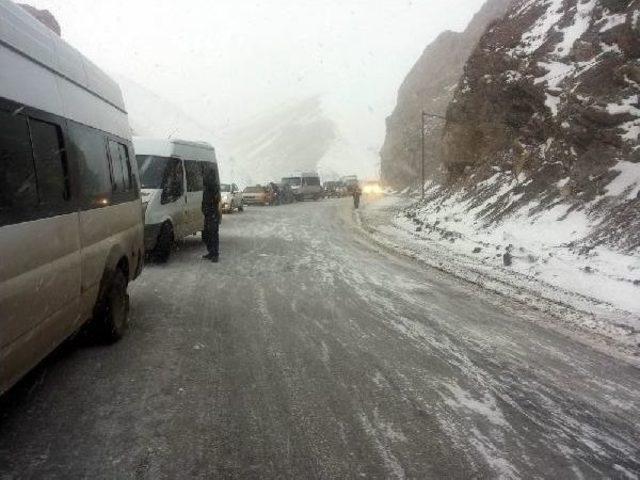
[1,199,639,479]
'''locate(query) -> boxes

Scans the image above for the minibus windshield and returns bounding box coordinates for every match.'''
[282,177,301,186]
[136,155,171,189]
[303,177,320,186]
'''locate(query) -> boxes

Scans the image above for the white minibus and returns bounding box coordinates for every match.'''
[134,138,219,262]
[282,172,322,201]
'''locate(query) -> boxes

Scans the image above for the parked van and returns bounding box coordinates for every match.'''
[282,172,322,201]
[0,1,144,394]
[134,138,219,262]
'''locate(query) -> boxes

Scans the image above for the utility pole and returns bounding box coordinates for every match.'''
[421,111,426,199]
[420,111,447,199]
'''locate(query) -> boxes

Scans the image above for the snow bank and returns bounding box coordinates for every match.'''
[356,192,640,358]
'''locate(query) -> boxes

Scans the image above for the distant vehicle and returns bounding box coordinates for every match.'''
[362,180,383,195]
[277,183,296,204]
[283,173,322,201]
[324,180,345,198]
[281,176,303,199]
[135,138,219,262]
[0,2,144,394]
[341,175,359,194]
[220,183,243,213]
[243,185,273,206]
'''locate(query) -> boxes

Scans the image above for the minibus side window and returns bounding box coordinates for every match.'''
[185,160,204,192]
[69,124,112,207]
[108,140,126,193]
[118,143,134,192]
[160,158,184,204]
[0,109,38,226]
[29,118,69,206]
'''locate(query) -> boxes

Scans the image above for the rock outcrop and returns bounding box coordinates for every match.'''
[441,0,640,251]
[18,4,61,36]
[380,0,512,188]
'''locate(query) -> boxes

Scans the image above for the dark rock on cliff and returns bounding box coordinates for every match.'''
[441,0,640,251]
[380,0,512,188]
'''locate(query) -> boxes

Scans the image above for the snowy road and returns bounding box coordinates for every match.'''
[1,199,639,479]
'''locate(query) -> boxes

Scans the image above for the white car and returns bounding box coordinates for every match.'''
[220,183,244,213]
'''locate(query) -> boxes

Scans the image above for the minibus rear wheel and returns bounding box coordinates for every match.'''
[95,269,129,343]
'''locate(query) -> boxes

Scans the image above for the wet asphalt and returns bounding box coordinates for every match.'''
[0,198,639,479]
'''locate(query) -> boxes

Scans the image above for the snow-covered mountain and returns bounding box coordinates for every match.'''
[118,77,377,186]
[441,0,640,252]
[380,0,513,187]
[219,95,378,185]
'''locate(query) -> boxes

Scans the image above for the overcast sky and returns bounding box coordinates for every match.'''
[25,0,485,155]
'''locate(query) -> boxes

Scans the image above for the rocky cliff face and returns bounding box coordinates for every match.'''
[441,0,640,251]
[380,0,512,188]
[18,4,61,36]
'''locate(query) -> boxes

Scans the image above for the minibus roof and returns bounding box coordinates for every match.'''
[0,0,126,113]
[133,137,217,163]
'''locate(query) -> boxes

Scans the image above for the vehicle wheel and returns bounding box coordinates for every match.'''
[94,269,129,343]
[153,222,173,263]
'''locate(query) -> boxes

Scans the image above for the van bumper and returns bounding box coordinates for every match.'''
[144,223,163,251]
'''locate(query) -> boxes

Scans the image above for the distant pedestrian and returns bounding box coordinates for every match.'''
[202,164,221,262]
[353,185,361,209]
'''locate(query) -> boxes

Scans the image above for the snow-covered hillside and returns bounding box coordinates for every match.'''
[441,0,640,253]
[219,95,378,185]
[118,77,378,186]
[116,75,247,182]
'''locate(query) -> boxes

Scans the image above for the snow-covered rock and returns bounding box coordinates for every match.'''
[438,0,640,253]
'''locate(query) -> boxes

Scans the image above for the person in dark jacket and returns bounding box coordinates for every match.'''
[202,164,221,262]
[353,184,362,209]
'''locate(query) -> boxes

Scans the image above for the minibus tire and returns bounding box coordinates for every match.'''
[95,269,129,343]
[153,222,174,263]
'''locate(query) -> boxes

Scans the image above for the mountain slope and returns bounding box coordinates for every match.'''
[380,0,513,188]
[219,97,336,184]
[441,0,640,252]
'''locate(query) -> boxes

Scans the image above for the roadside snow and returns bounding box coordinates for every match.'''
[356,194,640,358]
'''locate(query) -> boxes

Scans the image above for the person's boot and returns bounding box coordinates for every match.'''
[210,255,219,263]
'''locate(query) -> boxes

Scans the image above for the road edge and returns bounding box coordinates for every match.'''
[349,200,640,367]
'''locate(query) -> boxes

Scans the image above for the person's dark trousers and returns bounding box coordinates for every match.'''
[353,194,360,209]
[203,214,220,258]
